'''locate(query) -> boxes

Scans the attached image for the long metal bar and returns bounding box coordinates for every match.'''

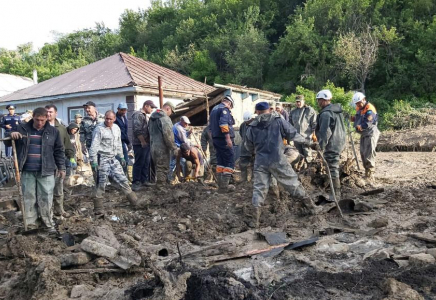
[158,76,164,109]
[345,116,361,170]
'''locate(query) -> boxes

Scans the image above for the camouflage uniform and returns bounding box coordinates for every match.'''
[148,110,177,185]
[289,105,317,162]
[80,112,105,150]
[89,123,133,213]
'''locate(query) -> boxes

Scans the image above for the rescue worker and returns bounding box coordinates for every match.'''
[45,104,75,218]
[209,95,236,193]
[314,89,346,200]
[131,100,157,190]
[352,92,380,181]
[6,107,65,233]
[74,113,83,125]
[275,102,289,122]
[175,143,205,184]
[67,122,80,175]
[200,124,217,179]
[80,101,104,178]
[1,105,21,157]
[245,102,319,227]
[89,110,138,216]
[289,95,317,163]
[169,116,193,181]
[239,111,257,183]
[114,103,131,173]
[148,102,178,186]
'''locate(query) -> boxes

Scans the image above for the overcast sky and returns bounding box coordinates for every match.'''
[0,0,151,51]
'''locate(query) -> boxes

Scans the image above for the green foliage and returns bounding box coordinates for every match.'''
[380,100,436,130]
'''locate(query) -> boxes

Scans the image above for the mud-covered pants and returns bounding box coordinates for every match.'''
[324,151,341,179]
[360,128,380,170]
[151,146,171,185]
[252,161,306,207]
[22,172,55,228]
[98,156,132,195]
[53,176,65,215]
[213,138,234,175]
[295,142,313,163]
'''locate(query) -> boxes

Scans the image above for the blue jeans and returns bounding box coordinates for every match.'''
[133,144,153,183]
[168,152,185,181]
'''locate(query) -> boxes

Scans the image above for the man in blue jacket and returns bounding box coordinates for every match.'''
[210,95,236,193]
[1,105,21,157]
[114,103,131,173]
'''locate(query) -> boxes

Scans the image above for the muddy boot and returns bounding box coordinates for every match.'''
[300,196,320,215]
[365,168,375,182]
[126,191,138,207]
[53,196,70,218]
[255,207,261,229]
[240,169,248,183]
[330,177,341,201]
[271,185,280,200]
[94,186,105,217]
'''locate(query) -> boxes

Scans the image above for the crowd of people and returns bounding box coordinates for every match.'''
[0,88,379,232]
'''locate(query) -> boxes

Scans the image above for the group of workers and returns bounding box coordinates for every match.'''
[0,87,379,232]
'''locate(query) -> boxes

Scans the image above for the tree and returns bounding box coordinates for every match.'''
[333,26,379,93]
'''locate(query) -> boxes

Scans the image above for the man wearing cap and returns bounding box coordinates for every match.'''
[45,104,75,218]
[314,89,346,200]
[80,101,105,151]
[209,95,236,193]
[289,95,317,164]
[74,114,83,125]
[246,102,319,227]
[275,102,289,122]
[1,105,21,157]
[352,92,380,181]
[149,102,178,186]
[239,111,257,183]
[67,122,81,174]
[169,116,193,181]
[131,100,157,190]
[89,110,138,216]
[114,103,132,173]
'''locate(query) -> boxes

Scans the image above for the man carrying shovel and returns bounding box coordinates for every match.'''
[5,107,66,233]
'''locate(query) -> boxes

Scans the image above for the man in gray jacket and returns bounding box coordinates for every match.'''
[89,111,138,216]
[289,95,317,163]
[315,90,346,200]
[246,102,319,228]
[148,102,178,186]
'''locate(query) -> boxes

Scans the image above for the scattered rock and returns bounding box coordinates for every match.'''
[386,234,407,244]
[409,253,435,267]
[426,248,436,258]
[178,224,187,232]
[94,257,116,268]
[363,248,392,260]
[383,278,424,300]
[80,236,118,259]
[70,284,90,298]
[317,238,349,253]
[409,233,436,243]
[59,252,92,268]
[368,217,389,228]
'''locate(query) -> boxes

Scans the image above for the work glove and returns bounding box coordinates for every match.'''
[120,158,127,168]
[310,142,321,151]
[70,158,77,169]
[312,134,318,143]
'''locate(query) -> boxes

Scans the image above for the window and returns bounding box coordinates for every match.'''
[68,107,85,123]
[96,103,114,115]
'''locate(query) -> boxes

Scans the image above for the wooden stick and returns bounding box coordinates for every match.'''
[62,267,145,274]
[11,140,27,231]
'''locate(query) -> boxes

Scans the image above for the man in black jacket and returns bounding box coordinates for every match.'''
[114,103,131,173]
[7,107,65,232]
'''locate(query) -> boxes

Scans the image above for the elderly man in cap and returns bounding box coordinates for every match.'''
[246,102,319,227]
[1,105,21,157]
[289,95,317,164]
[210,95,236,193]
[169,116,193,181]
[149,102,178,187]
[314,89,346,200]
[89,110,138,216]
[131,100,157,190]
[275,102,289,122]
[352,92,380,181]
[6,107,65,233]
[114,103,132,173]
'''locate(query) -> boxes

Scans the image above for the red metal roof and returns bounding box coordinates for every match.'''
[0,53,215,103]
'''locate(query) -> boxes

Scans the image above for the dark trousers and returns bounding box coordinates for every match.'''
[212,138,234,175]
[133,144,153,183]
[5,146,12,157]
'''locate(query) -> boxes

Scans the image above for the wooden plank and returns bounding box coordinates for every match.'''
[184,94,225,119]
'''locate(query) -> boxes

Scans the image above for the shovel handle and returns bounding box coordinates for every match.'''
[11,140,27,231]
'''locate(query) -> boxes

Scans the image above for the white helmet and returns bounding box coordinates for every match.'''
[316,89,333,100]
[243,111,252,121]
[223,95,235,108]
[352,92,366,104]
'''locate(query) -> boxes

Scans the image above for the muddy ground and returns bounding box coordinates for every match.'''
[1,151,436,300]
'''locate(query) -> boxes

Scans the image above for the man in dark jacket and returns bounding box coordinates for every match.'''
[315,89,346,200]
[131,100,157,190]
[45,104,74,218]
[148,102,177,186]
[246,102,319,227]
[239,111,257,182]
[114,103,131,173]
[1,105,21,157]
[210,95,236,193]
[7,107,65,232]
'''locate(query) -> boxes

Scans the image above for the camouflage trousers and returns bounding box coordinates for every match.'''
[151,146,171,185]
[97,156,131,195]
[252,161,306,207]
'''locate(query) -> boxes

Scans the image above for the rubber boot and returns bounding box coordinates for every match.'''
[255,207,261,229]
[331,177,341,201]
[94,185,105,216]
[271,185,280,200]
[217,174,227,194]
[365,168,375,182]
[240,169,248,183]
[126,191,138,207]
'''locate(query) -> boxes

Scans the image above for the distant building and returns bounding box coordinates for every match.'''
[0,73,34,98]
